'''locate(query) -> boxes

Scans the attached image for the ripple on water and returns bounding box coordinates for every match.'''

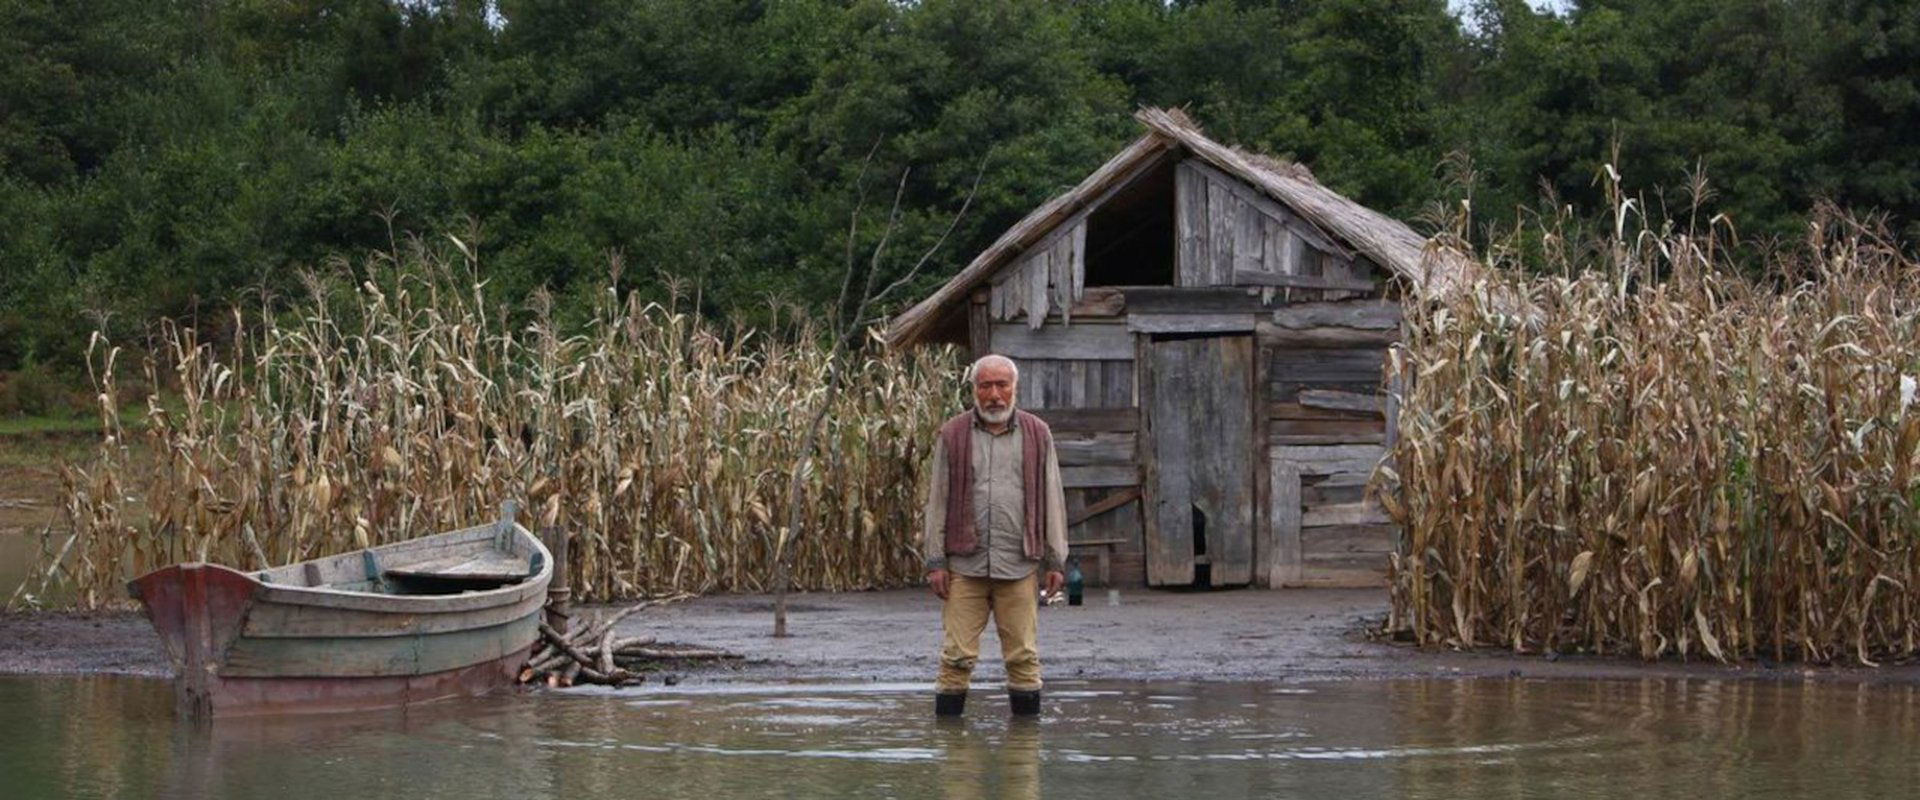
[1044,689,1126,698]
[744,714,866,727]
[743,697,895,711]
[527,735,940,763]
[626,681,930,697]
[623,699,691,708]
[11,676,1920,800]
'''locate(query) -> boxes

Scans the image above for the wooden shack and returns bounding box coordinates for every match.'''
[884,108,1470,589]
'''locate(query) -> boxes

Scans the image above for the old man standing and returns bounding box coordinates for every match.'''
[923,354,1068,717]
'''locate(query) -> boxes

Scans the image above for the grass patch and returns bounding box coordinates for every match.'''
[0,412,129,437]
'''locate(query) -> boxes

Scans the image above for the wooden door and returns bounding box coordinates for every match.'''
[1143,335,1255,586]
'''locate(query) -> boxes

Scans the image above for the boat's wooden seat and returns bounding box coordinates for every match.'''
[383,552,531,583]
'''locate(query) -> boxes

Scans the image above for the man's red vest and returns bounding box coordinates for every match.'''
[936,409,1052,561]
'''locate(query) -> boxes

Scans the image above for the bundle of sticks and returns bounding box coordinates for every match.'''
[517,593,742,687]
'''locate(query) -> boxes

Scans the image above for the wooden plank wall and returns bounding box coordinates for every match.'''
[1259,310,1398,587]
[987,322,1146,586]
[988,219,1089,327]
[1014,359,1136,411]
[1174,160,1373,300]
[990,321,1133,361]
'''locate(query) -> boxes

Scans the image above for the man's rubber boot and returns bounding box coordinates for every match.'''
[1009,689,1041,717]
[935,691,967,717]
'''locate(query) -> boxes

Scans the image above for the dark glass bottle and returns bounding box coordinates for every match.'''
[1066,558,1084,606]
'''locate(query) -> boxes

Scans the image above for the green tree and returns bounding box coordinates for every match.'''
[1816,0,1920,237]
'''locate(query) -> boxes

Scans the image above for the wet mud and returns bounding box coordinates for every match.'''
[0,611,168,677]
[11,587,1920,688]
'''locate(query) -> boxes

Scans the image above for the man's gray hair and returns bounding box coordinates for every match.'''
[966,354,1019,385]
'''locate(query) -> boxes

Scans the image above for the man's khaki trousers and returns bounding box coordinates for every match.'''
[936,571,1041,693]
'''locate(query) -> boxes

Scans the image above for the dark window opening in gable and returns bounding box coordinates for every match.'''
[1083,155,1177,286]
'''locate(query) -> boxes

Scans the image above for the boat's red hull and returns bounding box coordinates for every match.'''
[179,642,535,716]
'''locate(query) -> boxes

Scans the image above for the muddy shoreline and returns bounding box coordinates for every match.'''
[7,587,1919,686]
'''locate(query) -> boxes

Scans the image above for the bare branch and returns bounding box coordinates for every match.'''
[771,151,980,638]
[850,167,914,339]
[834,137,886,334]
[867,153,991,314]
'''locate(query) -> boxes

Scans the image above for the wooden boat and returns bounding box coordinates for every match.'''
[128,502,552,717]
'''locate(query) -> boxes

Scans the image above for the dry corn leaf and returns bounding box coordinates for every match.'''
[1568,551,1594,597]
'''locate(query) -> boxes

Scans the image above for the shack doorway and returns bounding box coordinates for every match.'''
[1142,333,1254,587]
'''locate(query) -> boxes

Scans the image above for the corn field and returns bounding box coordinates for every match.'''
[38,242,959,608]
[1386,212,1920,664]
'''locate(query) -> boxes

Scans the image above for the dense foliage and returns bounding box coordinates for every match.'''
[4,0,1917,383]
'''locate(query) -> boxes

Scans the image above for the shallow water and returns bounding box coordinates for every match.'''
[1,530,40,600]
[4,675,1918,799]
[2,530,83,607]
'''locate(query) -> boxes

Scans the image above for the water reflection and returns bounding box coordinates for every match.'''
[935,719,1041,800]
[4,676,1920,799]
[1384,677,1920,798]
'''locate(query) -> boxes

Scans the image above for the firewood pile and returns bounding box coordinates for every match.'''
[517,594,742,688]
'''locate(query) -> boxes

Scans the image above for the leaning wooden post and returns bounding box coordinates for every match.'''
[539,526,571,633]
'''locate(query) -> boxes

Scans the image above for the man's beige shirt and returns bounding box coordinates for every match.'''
[921,411,1069,580]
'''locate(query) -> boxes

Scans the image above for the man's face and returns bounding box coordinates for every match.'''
[973,362,1017,423]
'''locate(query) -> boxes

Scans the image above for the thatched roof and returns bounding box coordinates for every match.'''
[883,107,1474,348]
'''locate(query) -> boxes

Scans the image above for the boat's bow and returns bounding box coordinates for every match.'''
[127,563,263,716]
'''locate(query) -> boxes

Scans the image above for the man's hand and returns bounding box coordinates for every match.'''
[1043,570,1064,599]
[928,568,950,600]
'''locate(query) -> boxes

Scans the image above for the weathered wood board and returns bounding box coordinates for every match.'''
[1053,432,1137,466]
[1268,450,1394,587]
[1268,347,1386,403]
[1064,485,1145,586]
[1143,334,1254,586]
[1072,287,1126,317]
[987,218,1091,327]
[1234,270,1376,293]
[1271,443,1387,475]
[223,616,538,678]
[1173,158,1379,301]
[968,292,991,358]
[1185,159,1351,260]
[241,590,546,639]
[1270,388,1387,447]
[992,322,1132,361]
[1126,313,1258,334]
[1122,286,1270,314]
[1009,359,1135,410]
[1268,300,1400,331]
[1270,418,1386,445]
[1269,401,1382,421]
[1029,407,1138,433]
[1175,154,1209,290]
[1062,464,1139,489]
[1270,462,1301,586]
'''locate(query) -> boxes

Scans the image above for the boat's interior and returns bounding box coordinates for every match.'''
[254,524,540,595]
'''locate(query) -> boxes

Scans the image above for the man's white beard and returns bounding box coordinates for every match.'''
[978,405,1013,425]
